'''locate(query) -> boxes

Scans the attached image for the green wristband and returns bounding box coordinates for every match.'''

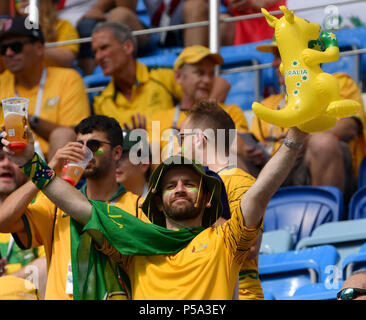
[21,153,56,190]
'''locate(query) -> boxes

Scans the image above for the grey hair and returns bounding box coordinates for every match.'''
[92,21,137,57]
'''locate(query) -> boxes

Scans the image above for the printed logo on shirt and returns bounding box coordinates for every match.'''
[44,97,60,108]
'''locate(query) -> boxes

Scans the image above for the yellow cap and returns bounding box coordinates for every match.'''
[256,36,278,53]
[174,45,224,70]
[0,275,40,300]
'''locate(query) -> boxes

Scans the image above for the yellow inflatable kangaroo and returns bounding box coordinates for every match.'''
[252,6,360,132]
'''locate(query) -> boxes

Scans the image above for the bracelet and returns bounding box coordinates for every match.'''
[21,152,56,190]
[283,138,303,150]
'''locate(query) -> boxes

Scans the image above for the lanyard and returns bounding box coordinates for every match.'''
[14,67,48,118]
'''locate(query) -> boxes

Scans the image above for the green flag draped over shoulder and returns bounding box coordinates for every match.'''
[70,199,204,300]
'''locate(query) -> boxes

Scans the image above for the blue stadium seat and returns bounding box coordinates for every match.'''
[348,185,366,220]
[222,72,258,111]
[263,290,276,300]
[260,229,293,254]
[358,157,366,189]
[285,281,344,300]
[259,245,339,300]
[263,186,345,247]
[342,243,366,279]
[295,219,366,271]
[326,27,365,85]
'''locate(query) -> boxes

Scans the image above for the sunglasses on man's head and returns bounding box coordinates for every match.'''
[337,287,366,300]
[77,139,113,153]
[0,39,32,55]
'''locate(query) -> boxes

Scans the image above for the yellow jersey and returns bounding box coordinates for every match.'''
[99,202,261,300]
[218,166,264,300]
[93,62,182,129]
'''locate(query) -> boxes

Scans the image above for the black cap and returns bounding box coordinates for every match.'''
[0,16,44,43]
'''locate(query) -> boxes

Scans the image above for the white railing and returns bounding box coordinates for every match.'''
[45,0,366,96]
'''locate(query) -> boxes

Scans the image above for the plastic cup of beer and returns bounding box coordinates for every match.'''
[2,97,29,151]
[61,146,93,186]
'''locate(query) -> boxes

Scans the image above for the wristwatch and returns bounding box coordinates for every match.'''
[283,138,303,150]
[29,115,40,130]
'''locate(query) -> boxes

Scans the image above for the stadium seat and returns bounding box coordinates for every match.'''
[260,229,293,254]
[263,290,276,300]
[342,243,366,279]
[285,281,344,300]
[348,185,366,220]
[259,245,339,300]
[295,219,366,271]
[326,27,364,84]
[263,186,345,247]
[358,157,366,189]
[222,71,258,111]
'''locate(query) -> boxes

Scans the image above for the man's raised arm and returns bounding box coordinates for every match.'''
[1,128,92,227]
[241,127,308,228]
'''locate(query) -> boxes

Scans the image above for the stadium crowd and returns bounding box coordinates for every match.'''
[0,0,365,301]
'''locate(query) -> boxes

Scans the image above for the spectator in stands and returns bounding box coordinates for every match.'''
[224,0,285,45]
[1,114,308,299]
[13,0,80,68]
[147,45,267,174]
[75,0,151,75]
[116,130,151,197]
[91,22,230,131]
[0,115,148,299]
[179,100,263,300]
[251,38,365,203]
[337,270,366,300]
[0,146,47,299]
[182,0,283,47]
[0,16,90,160]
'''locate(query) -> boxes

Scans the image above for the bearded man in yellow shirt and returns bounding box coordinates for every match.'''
[251,38,365,204]
[0,16,90,160]
[0,115,148,300]
[1,104,308,299]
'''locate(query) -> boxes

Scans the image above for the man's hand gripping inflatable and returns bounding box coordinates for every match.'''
[252,6,360,132]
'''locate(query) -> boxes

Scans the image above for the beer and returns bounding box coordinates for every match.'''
[4,112,28,148]
[2,97,29,151]
[61,163,85,186]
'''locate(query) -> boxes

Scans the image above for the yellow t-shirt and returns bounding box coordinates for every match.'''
[148,103,249,161]
[251,73,366,176]
[93,63,182,129]
[0,233,45,274]
[0,67,90,156]
[11,189,146,300]
[218,166,263,300]
[99,203,261,300]
[55,19,80,54]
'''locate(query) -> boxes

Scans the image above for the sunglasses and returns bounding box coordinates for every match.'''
[337,287,366,300]
[177,132,208,146]
[0,39,32,55]
[77,139,113,153]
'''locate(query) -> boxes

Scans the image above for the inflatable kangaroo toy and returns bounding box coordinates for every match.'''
[252,6,360,132]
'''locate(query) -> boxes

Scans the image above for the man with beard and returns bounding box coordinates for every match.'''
[1,114,308,299]
[0,115,148,300]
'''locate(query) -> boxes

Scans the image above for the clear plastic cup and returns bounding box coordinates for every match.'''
[2,97,29,151]
[61,146,93,186]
